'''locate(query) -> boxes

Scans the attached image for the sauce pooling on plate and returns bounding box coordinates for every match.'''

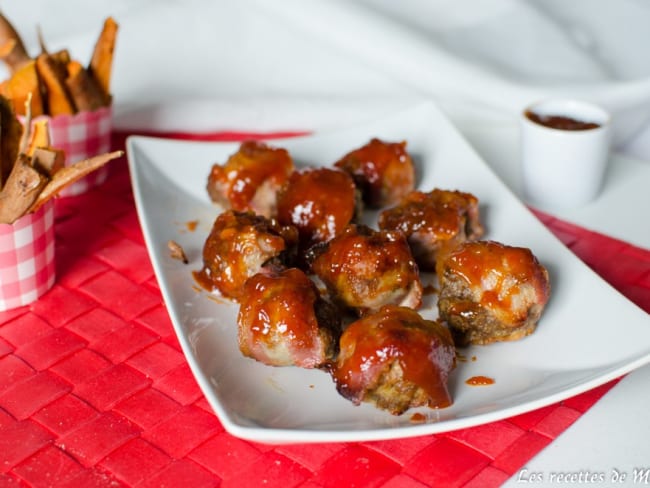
[465,375,495,386]
[525,110,600,131]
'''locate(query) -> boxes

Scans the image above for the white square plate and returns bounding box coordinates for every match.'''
[126,101,650,444]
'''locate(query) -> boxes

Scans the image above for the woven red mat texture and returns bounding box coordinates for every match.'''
[0,132,648,488]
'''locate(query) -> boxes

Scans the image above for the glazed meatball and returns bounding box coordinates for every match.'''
[437,240,551,346]
[378,189,484,271]
[194,210,297,300]
[276,167,359,249]
[334,138,415,208]
[206,140,294,218]
[310,224,422,314]
[237,267,341,368]
[332,305,456,415]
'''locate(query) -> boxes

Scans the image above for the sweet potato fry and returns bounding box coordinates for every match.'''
[36,25,47,55]
[17,92,33,155]
[29,150,123,212]
[0,38,15,58]
[24,119,51,156]
[0,154,48,224]
[0,38,30,73]
[66,60,106,111]
[0,60,44,116]
[0,95,24,187]
[88,17,118,100]
[35,53,76,115]
[49,49,71,67]
[2,14,118,117]
[30,147,64,176]
[0,13,30,72]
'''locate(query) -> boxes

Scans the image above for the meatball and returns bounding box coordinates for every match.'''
[331,305,456,415]
[334,138,415,208]
[237,267,341,368]
[276,167,359,249]
[310,224,422,314]
[437,240,551,346]
[206,140,294,218]
[194,210,297,300]
[378,189,484,271]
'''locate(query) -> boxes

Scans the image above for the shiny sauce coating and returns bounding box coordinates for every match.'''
[334,138,415,208]
[276,168,357,246]
[193,211,289,299]
[238,268,328,367]
[310,225,421,311]
[379,189,482,239]
[443,241,550,320]
[333,306,456,409]
[207,140,293,212]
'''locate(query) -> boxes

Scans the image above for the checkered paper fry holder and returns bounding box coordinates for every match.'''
[0,201,55,311]
[47,106,113,196]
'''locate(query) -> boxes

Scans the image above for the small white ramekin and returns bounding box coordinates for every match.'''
[520,99,612,209]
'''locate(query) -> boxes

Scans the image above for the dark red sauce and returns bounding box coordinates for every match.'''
[465,375,495,386]
[525,110,600,131]
[410,412,427,423]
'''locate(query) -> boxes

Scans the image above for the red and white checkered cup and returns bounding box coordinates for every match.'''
[41,105,113,196]
[0,201,56,311]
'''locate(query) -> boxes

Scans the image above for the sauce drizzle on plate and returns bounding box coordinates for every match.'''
[465,375,495,386]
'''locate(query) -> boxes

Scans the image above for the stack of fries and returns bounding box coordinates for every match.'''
[0,94,122,224]
[0,13,117,116]
[0,13,122,224]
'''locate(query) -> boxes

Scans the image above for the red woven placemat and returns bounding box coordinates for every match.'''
[0,131,648,488]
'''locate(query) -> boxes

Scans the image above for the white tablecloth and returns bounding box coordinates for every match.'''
[5,0,650,151]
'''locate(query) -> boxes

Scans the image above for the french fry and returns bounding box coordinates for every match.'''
[31,147,64,176]
[25,119,52,156]
[2,15,116,117]
[0,13,30,72]
[35,53,76,116]
[17,91,33,156]
[66,60,106,111]
[0,91,119,221]
[36,25,47,55]
[0,153,48,224]
[50,49,71,67]
[0,14,121,223]
[0,38,15,58]
[29,150,123,212]
[20,93,48,156]
[0,38,30,73]
[0,95,24,187]
[0,60,44,116]
[88,17,118,101]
